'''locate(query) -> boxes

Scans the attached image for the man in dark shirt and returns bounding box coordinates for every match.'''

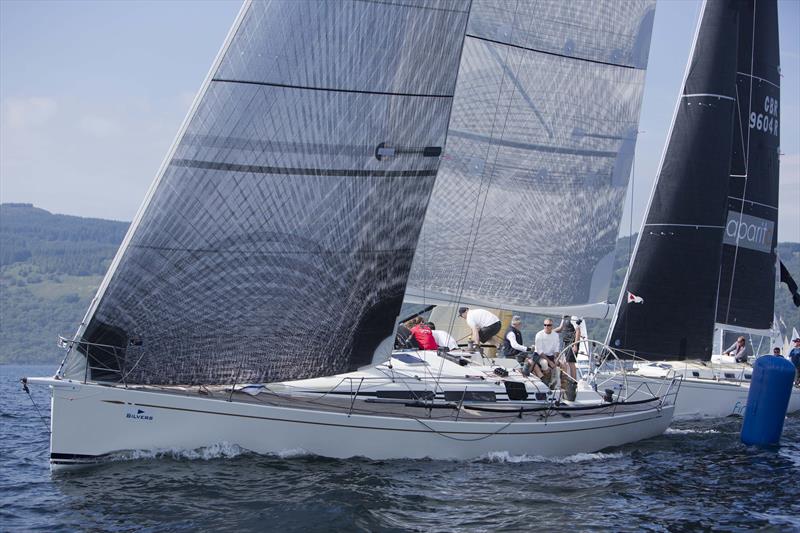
[790,338,800,386]
[554,315,581,381]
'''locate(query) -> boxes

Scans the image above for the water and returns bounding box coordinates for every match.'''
[2,365,798,532]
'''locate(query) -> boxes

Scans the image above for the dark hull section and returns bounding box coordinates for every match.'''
[609,1,740,360]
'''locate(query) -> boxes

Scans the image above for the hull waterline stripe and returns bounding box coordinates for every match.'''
[682,93,735,101]
[51,452,107,460]
[99,399,666,436]
[465,34,641,70]
[171,158,438,178]
[736,71,779,89]
[211,78,454,99]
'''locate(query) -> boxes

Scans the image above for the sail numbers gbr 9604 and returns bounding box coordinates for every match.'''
[750,96,779,137]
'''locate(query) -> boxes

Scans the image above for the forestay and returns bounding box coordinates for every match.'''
[405,0,656,318]
[61,0,471,384]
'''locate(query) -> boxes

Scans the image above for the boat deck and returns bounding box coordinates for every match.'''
[111,381,664,424]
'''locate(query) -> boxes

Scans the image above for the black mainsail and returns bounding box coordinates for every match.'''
[715,0,781,330]
[61,0,471,384]
[608,0,781,360]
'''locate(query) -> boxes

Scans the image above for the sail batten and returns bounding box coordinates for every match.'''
[464,34,644,70]
[210,77,458,98]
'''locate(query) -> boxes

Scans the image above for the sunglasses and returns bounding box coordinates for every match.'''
[544,324,553,327]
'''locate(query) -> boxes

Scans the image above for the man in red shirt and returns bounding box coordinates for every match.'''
[410,320,439,351]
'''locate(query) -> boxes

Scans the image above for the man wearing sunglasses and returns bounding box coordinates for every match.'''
[534,319,559,379]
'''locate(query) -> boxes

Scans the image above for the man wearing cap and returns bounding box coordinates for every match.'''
[790,338,800,386]
[458,307,501,347]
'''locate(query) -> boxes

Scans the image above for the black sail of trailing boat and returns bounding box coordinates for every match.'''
[608,0,746,360]
[59,0,472,385]
[715,0,781,329]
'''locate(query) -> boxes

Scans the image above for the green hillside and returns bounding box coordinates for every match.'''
[0,204,128,364]
[595,235,800,341]
[0,203,797,364]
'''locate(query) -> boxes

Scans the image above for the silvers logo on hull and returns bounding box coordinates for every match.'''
[126,408,154,421]
[723,211,774,253]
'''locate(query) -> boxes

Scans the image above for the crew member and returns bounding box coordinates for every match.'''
[501,316,545,380]
[409,320,438,351]
[555,315,581,381]
[789,338,800,386]
[724,336,748,363]
[394,322,417,349]
[458,307,502,347]
[534,319,560,378]
[427,322,458,351]
[500,315,530,359]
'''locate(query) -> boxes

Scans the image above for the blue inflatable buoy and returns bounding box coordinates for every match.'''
[741,355,796,446]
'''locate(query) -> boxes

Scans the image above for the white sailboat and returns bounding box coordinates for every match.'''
[603,0,800,420]
[24,0,676,469]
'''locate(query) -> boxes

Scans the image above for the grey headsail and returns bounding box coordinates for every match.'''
[715,0,780,329]
[609,0,780,360]
[61,0,471,384]
[405,0,656,318]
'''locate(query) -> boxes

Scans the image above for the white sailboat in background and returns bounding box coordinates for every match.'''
[24,0,678,469]
[603,0,800,420]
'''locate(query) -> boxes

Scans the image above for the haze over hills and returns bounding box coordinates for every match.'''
[0,203,798,364]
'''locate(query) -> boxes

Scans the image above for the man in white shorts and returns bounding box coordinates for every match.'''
[534,318,561,385]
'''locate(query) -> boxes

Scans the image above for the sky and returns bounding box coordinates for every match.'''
[1,0,799,241]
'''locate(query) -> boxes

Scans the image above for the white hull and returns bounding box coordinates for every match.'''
[606,364,800,420]
[36,377,674,469]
